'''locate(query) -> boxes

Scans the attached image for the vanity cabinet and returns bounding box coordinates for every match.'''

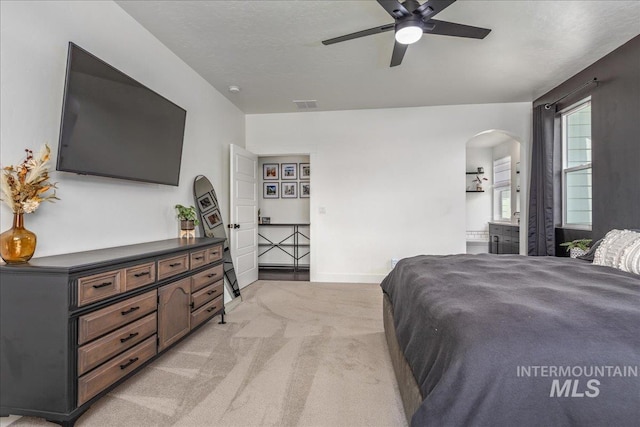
[0,238,225,426]
[489,223,520,254]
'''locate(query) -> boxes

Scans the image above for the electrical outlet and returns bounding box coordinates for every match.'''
[391,258,399,268]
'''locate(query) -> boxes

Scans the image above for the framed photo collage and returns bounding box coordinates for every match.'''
[263,162,310,199]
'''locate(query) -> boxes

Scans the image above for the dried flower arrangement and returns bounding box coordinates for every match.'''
[1,144,59,214]
[472,174,488,191]
[472,174,488,185]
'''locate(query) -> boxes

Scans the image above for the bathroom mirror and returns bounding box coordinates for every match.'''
[193,175,241,299]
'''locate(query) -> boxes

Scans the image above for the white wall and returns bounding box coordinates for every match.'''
[246,102,531,283]
[258,155,310,223]
[0,1,245,257]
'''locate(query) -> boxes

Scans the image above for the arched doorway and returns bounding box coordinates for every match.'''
[465,130,523,254]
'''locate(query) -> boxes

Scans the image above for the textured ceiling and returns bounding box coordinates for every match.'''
[116,0,640,114]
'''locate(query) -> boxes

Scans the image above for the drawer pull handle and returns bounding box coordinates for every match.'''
[121,306,140,315]
[207,289,217,295]
[92,282,112,289]
[120,332,139,343]
[120,357,139,370]
[210,251,219,256]
[207,306,218,313]
[133,271,150,278]
[190,302,195,309]
[169,262,182,268]
[194,256,204,260]
[207,273,217,278]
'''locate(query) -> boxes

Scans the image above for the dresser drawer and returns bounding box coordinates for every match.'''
[158,253,189,280]
[206,245,223,263]
[191,281,223,311]
[78,290,157,345]
[190,250,207,270]
[191,295,223,330]
[124,262,155,291]
[191,264,223,293]
[77,335,157,406]
[77,312,157,376]
[78,270,123,307]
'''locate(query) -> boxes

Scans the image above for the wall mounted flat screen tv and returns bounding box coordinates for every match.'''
[57,42,186,186]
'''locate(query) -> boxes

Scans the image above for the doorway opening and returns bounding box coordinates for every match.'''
[465,130,522,254]
[257,155,310,281]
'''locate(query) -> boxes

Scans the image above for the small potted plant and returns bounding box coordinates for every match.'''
[175,204,199,238]
[560,238,592,258]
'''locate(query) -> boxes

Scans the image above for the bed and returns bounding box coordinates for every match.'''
[381,251,640,426]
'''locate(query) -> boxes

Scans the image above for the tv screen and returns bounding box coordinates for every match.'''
[57,43,186,186]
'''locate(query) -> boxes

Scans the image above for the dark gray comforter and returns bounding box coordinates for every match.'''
[380,254,640,427]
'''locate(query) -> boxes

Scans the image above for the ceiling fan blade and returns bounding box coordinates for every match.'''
[425,19,491,39]
[415,0,456,19]
[322,23,394,45]
[390,41,408,67]
[377,0,411,19]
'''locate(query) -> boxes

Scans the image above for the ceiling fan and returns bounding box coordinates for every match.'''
[322,0,491,67]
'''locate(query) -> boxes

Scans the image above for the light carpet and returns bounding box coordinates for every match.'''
[5,281,407,427]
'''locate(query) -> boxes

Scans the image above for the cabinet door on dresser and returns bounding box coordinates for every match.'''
[158,278,191,351]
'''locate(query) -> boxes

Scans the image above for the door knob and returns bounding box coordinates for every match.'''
[234,224,240,229]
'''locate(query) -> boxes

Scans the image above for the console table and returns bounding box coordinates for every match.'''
[0,237,226,426]
[258,223,310,271]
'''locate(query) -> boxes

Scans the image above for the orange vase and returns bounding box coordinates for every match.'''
[0,213,37,264]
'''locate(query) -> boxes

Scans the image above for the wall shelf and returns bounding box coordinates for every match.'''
[466,190,485,193]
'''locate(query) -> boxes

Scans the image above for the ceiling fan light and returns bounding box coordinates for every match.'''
[395,24,423,45]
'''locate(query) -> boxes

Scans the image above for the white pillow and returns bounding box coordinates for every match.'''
[619,237,640,274]
[593,229,640,274]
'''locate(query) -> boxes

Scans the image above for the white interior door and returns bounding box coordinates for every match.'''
[230,144,259,289]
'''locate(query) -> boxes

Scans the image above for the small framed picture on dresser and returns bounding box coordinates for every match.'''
[281,163,297,180]
[282,182,297,198]
[263,163,279,180]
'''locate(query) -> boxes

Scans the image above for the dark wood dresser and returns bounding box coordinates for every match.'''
[0,238,225,426]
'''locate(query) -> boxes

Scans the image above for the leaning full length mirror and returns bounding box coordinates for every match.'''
[193,175,241,299]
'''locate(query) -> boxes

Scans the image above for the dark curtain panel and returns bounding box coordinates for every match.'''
[528,105,560,255]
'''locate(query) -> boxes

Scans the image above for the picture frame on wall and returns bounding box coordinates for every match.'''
[263,163,279,180]
[300,182,310,198]
[197,192,216,212]
[263,182,279,198]
[204,209,223,229]
[282,182,297,198]
[299,163,310,180]
[281,163,297,180]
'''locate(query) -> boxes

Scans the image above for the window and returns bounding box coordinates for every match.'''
[562,100,592,228]
[493,156,511,221]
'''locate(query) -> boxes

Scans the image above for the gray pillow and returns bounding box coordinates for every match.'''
[577,239,602,262]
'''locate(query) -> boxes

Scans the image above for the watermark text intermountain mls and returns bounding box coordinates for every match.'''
[516,365,638,398]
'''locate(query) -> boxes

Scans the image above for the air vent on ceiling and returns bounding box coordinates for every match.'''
[293,100,318,110]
